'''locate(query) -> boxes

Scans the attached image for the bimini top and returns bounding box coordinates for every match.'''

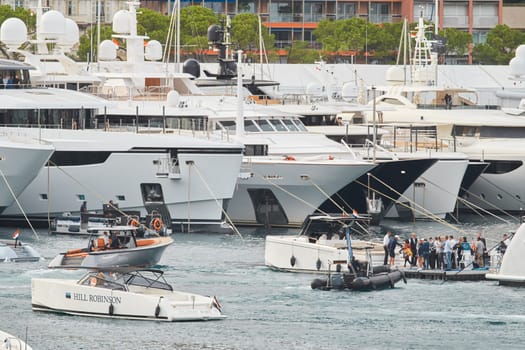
[0,58,35,71]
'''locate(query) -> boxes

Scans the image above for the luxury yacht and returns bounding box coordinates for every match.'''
[0,61,243,231]
[0,131,54,214]
[350,18,525,214]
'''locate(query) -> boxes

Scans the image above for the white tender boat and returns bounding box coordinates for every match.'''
[32,269,225,321]
[0,329,32,350]
[486,222,524,286]
[265,214,388,273]
[48,226,173,269]
[0,237,40,263]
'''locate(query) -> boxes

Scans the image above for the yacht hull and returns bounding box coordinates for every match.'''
[0,129,242,230]
[0,138,54,212]
[227,158,375,227]
[385,158,469,219]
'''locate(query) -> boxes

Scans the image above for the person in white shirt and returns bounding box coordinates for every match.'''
[383,231,392,265]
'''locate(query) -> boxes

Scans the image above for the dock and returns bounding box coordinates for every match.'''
[400,268,489,281]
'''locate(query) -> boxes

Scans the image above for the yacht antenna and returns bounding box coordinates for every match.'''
[236,50,244,138]
[97,0,101,71]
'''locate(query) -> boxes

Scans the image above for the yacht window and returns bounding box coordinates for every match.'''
[269,119,287,131]
[452,125,480,137]
[244,120,260,132]
[218,120,236,131]
[480,126,525,138]
[116,195,125,201]
[39,194,48,200]
[282,119,299,131]
[77,194,86,201]
[292,118,308,131]
[244,144,268,156]
[483,160,522,174]
[256,119,274,131]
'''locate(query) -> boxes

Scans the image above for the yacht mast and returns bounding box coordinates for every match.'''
[236,50,244,138]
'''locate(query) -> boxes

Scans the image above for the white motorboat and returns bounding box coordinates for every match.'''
[486,222,524,285]
[48,226,173,269]
[0,329,32,350]
[51,208,169,236]
[0,235,41,263]
[265,214,391,273]
[32,269,225,321]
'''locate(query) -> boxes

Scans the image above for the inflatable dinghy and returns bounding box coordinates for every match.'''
[311,265,406,291]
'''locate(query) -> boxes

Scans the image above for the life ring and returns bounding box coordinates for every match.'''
[152,218,163,232]
[128,218,139,227]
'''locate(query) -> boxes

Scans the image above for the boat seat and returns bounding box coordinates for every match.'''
[95,237,106,250]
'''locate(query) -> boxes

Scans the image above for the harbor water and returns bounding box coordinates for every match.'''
[2,214,525,349]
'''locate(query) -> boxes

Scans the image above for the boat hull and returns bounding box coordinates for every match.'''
[31,278,225,321]
[227,158,374,227]
[265,235,387,273]
[48,237,173,269]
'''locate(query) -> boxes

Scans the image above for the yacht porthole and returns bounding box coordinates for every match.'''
[480,194,486,200]
[516,195,521,200]
[497,194,503,200]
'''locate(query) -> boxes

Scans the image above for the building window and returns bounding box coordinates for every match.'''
[68,0,77,16]
[336,3,356,20]
[370,3,390,23]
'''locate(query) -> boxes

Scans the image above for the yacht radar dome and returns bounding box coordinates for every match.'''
[167,91,180,107]
[40,10,66,39]
[385,66,405,84]
[145,40,162,61]
[183,59,201,78]
[509,45,525,79]
[0,18,27,50]
[341,82,358,101]
[98,40,118,61]
[113,10,131,34]
[57,19,80,49]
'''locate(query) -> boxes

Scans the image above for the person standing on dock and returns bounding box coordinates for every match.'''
[428,237,436,269]
[409,233,418,267]
[436,236,445,270]
[388,235,401,266]
[383,231,392,265]
[474,236,485,268]
[460,236,472,269]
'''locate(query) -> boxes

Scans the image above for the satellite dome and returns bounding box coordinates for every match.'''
[182,59,201,78]
[0,18,27,49]
[167,90,180,107]
[509,56,525,78]
[113,10,131,34]
[58,19,80,47]
[341,82,358,101]
[41,10,66,38]
[385,66,404,82]
[516,45,525,58]
[207,25,221,43]
[98,40,118,61]
[145,40,162,61]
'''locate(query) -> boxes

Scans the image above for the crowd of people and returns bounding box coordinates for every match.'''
[382,231,512,270]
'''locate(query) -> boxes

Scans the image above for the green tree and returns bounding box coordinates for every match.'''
[76,24,113,62]
[137,8,170,44]
[473,25,525,64]
[230,13,275,61]
[439,27,472,57]
[179,6,218,56]
[287,40,320,63]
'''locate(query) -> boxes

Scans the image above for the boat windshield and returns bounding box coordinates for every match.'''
[121,270,173,291]
[79,272,127,291]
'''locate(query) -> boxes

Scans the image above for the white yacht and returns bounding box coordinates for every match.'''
[0,62,243,231]
[0,130,54,214]
[338,16,525,215]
